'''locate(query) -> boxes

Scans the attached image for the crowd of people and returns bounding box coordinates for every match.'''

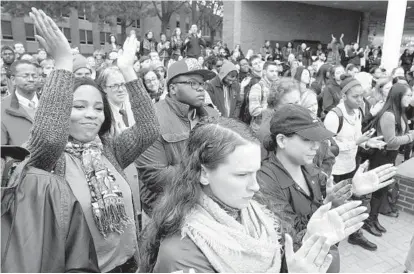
[1,7,414,273]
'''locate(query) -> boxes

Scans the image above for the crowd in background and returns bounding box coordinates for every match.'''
[1,7,414,274]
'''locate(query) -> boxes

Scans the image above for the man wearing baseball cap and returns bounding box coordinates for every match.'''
[136,58,219,215]
[1,145,99,272]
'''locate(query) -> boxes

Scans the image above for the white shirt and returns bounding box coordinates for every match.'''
[109,100,135,134]
[15,90,39,109]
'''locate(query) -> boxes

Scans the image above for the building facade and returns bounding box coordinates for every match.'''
[1,6,223,55]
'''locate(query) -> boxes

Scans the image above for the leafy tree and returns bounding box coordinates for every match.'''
[151,1,190,34]
[193,0,223,43]
[1,1,78,21]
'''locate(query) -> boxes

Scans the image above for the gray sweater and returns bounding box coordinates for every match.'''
[378,111,414,150]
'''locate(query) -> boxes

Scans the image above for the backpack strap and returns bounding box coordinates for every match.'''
[330,107,344,134]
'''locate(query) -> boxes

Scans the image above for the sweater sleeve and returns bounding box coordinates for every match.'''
[26,70,74,171]
[324,111,354,152]
[379,112,413,148]
[109,78,160,169]
[248,83,264,117]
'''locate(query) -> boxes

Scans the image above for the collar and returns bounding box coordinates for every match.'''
[109,101,125,113]
[15,90,38,109]
[165,95,202,119]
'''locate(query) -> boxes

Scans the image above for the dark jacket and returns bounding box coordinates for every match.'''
[1,92,34,145]
[137,96,219,214]
[1,165,99,273]
[322,78,342,115]
[347,49,364,67]
[255,152,340,272]
[205,61,242,119]
[184,35,206,59]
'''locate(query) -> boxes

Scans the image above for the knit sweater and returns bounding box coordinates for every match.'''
[26,69,160,180]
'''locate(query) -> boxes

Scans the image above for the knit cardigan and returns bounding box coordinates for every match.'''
[26,69,160,180]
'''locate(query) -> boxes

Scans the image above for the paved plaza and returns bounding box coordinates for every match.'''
[340,211,414,273]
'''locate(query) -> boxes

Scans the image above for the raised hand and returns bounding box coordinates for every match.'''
[286,234,332,273]
[352,161,397,196]
[340,33,344,39]
[29,8,72,71]
[331,34,336,40]
[324,177,352,207]
[117,37,139,82]
[305,201,368,246]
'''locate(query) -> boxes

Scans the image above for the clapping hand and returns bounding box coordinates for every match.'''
[352,161,397,196]
[324,177,352,207]
[29,8,72,71]
[331,34,336,40]
[285,234,332,273]
[241,77,252,88]
[117,36,139,82]
[366,135,387,149]
[340,33,344,39]
[304,201,368,246]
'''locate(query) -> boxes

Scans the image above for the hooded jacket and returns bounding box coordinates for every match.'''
[205,61,242,118]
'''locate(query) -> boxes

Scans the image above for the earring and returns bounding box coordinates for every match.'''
[200,177,209,186]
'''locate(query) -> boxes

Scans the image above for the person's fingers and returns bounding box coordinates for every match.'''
[313,241,331,270]
[373,135,384,141]
[344,222,364,236]
[284,234,295,263]
[334,200,362,216]
[320,254,333,272]
[377,179,395,190]
[305,236,327,263]
[34,35,50,53]
[333,182,352,196]
[376,165,397,181]
[314,202,332,218]
[32,8,53,43]
[343,211,369,228]
[296,234,320,258]
[30,9,46,38]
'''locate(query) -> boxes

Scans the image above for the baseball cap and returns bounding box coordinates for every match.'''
[270,104,335,142]
[1,145,30,161]
[166,58,216,86]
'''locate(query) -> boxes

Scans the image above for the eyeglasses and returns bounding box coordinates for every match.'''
[144,77,158,84]
[106,83,126,90]
[15,74,39,80]
[173,80,206,90]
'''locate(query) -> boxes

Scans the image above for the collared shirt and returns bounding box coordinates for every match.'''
[109,100,135,133]
[15,90,39,109]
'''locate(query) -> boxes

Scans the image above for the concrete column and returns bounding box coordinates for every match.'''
[359,12,370,48]
[381,0,407,72]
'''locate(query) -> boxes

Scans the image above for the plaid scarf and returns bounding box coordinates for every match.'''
[65,137,132,237]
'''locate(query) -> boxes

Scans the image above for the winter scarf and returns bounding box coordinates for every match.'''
[65,137,132,237]
[181,193,282,273]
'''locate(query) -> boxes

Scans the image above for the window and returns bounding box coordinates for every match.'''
[176,21,180,28]
[25,23,36,41]
[117,18,122,26]
[61,27,71,43]
[78,9,86,20]
[79,29,93,45]
[132,19,140,28]
[186,23,190,32]
[1,20,13,40]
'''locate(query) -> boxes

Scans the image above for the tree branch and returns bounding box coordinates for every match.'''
[152,1,162,20]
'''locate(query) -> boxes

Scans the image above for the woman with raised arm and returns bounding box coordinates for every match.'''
[139,117,369,273]
[26,8,160,272]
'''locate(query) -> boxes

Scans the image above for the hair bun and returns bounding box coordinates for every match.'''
[263,134,276,152]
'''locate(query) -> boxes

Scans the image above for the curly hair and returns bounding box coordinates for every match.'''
[267,77,300,109]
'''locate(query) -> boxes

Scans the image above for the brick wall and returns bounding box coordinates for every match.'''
[397,176,414,215]
[224,1,361,52]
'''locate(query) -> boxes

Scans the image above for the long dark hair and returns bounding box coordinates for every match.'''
[73,77,112,136]
[138,117,259,272]
[314,64,332,88]
[372,83,410,135]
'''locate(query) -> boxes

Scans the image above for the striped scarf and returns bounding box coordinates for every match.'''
[65,137,132,237]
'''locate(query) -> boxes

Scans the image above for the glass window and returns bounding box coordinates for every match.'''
[25,23,36,41]
[79,29,86,44]
[176,21,180,28]
[61,27,71,43]
[1,20,13,40]
[87,30,93,45]
[117,18,122,26]
[100,32,106,45]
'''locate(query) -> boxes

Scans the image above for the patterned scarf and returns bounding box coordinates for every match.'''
[65,137,132,237]
[181,194,282,273]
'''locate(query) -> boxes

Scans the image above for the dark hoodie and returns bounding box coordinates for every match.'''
[205,61,242,118]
